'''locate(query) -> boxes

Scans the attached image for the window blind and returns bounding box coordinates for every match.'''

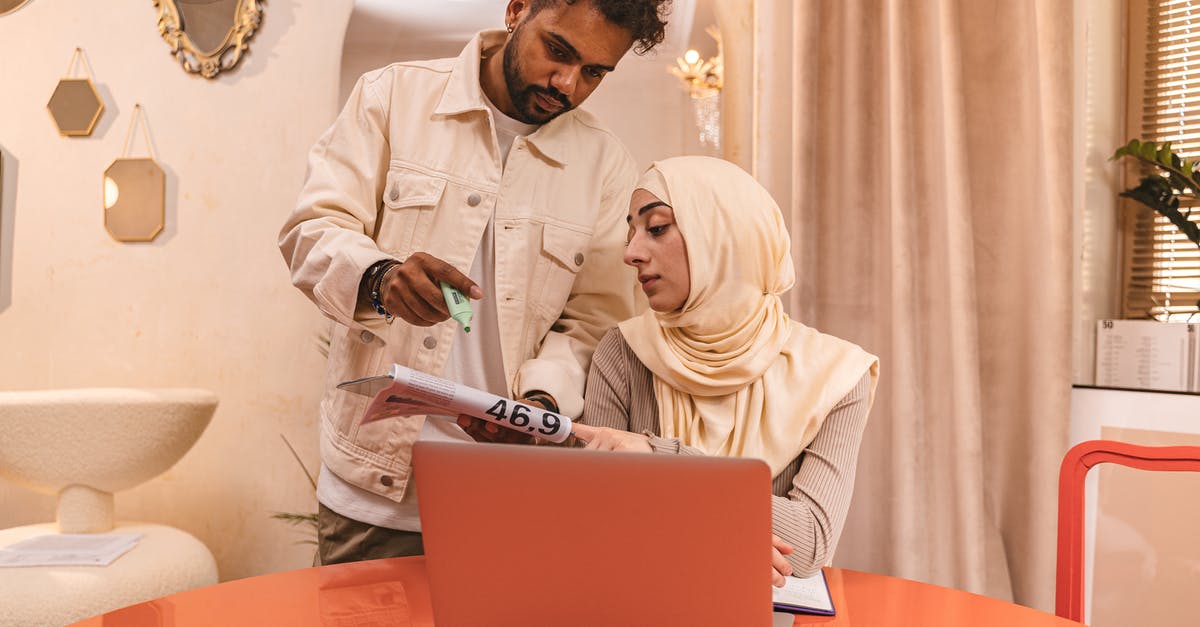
[1125,0,1200,320]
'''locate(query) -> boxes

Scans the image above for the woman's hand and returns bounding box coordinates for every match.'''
[571,423,652,453]
[771,534,794,587]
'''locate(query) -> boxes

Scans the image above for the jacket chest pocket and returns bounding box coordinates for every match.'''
[532,222,593,318]
[375,168,447,257]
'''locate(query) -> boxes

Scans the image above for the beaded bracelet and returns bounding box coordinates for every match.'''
[364,259,401,322]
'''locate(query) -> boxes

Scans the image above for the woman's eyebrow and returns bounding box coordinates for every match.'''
[626,201,671,222]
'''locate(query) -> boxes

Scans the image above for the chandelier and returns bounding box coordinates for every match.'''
[669,26,723,153]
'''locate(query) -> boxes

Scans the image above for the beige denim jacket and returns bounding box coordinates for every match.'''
[279,31,638,501]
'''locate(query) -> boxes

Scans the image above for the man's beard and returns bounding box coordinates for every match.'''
[503,23,573,124]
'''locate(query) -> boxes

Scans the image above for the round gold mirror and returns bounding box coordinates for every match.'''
[154,0,263,79]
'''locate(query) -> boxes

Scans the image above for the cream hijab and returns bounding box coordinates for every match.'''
[619,156,879,476]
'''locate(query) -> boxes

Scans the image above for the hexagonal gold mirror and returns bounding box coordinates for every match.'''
[0,0,33,16]
[154,0,263,79]
[47,80,103,137]
[47,49,104,137]
[104,106,165,242]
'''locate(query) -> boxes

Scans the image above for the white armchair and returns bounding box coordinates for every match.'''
[0,388,220,626]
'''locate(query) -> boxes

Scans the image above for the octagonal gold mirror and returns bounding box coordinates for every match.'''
[104,159,165,242]
[0,0,33,16]
[104,106,165,242]
[154,0,263,79]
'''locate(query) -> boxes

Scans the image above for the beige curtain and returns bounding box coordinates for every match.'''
[717,0,1074,611]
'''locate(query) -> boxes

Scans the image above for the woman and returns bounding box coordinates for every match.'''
[570,156,879,585]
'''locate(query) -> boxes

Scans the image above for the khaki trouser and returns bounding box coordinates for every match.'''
[317,503,425,566]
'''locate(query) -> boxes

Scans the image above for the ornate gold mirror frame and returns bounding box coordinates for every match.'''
[0,0,33,16]
[154,0,263,79]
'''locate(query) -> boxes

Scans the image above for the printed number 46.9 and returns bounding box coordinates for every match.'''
[484,399,562,436]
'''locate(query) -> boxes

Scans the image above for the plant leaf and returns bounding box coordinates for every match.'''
[1120,176,1175,210]
[1158,142,1173,166]
[280,434,317,492]
[1140,140,1159,160]
[1112,139,1138,160]
[271,512,319,527]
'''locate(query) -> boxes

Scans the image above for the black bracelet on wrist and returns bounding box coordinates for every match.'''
[362,259,401,322]
[523,390,560,414]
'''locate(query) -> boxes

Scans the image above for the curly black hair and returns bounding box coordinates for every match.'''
[529,0,672,55]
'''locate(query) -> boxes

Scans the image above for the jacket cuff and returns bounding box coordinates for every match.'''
[313,247,394,330]
[514,358,584,418]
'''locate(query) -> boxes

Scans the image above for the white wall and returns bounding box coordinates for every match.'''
[338,0,699,170]
[0,0,356,581]
[0,0,699,582]
[1074,0,1124,386]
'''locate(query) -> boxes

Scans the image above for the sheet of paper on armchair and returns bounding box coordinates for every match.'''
[0,532,142,567]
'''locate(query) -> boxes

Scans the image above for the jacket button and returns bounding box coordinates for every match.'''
[467,193,481,206]
[360,330,374,343]
[380,475,394,487]
[573,253,584,266]
[423,336,437,349]
[389,186,399,202]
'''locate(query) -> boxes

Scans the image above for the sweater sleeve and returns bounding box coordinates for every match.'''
[579,328,632,431]
[583,329,706,456]
[770,372,872,577]
[583,329,873,576]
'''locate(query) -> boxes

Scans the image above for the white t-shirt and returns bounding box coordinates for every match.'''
[317,90,538,531]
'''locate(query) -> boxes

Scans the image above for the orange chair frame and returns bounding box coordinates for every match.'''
[1056,439,1200,622]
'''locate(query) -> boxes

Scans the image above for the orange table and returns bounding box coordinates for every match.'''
[71,557,1083,626]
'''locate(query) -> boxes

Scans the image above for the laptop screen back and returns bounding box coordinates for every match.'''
[413,441,773,627]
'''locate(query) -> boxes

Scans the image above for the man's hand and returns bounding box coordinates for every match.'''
[381,252,481,326]
[455,414,536,444]
[571,423,652,453]
[454,394,554,445]
[771,534,794,587]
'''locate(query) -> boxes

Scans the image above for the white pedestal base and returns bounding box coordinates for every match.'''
[0,522,218,627]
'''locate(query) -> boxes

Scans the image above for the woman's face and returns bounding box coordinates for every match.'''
[624,188,690,312]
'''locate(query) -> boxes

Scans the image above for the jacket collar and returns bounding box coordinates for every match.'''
[435,30,573,167]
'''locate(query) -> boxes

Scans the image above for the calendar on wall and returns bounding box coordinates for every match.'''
[1095,320,1200,393]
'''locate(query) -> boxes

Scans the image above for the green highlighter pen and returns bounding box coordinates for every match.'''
[440,281,473,333]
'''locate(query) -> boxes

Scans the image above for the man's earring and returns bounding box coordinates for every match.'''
[507,24,514,33]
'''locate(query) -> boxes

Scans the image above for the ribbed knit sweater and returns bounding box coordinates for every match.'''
[581,328,872,577]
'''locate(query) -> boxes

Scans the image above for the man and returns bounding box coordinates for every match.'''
[279,0,671,565]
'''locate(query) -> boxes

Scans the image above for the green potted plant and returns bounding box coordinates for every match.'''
[1112,139,1200,248]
